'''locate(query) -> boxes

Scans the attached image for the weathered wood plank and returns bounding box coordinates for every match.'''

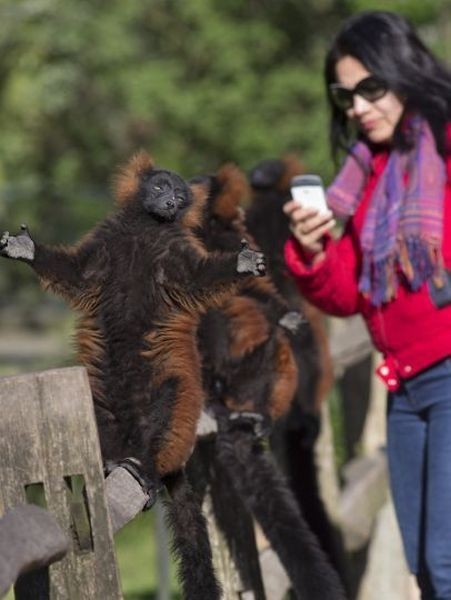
[339,451,388,552]
[0,367,123,600]
[329,316,372,377]
[0,373,44,509]
[357,500,420,600]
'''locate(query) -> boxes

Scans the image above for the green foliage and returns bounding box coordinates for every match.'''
[0,1,340,229]
[0,0,449,303]
[115,507,180,599]
[349,0,450,23]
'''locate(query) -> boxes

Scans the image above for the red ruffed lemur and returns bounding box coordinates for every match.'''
[189,164,347,600]
[0,151,266,600]
[246,155,349,590]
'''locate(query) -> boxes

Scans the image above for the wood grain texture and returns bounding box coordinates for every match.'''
[0,367,123,600]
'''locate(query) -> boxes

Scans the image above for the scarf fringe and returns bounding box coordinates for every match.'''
[360,238,443,304]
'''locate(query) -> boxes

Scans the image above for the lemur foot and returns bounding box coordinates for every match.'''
[278,310,307,334]
[215,407,272,440]
[104,457,161,510]
[0,225,35,261]
[228,411,272,439]
[237,238,266,276]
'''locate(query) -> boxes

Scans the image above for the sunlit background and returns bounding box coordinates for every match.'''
[0,0,450,597]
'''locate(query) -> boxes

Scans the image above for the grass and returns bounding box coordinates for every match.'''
[115,509,159,598]
[115,502,181,599]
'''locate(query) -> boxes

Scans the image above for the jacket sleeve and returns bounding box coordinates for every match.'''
[283,224,362,317]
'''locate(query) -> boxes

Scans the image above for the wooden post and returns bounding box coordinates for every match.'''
[357,499,420,600]
[0,367,123,600]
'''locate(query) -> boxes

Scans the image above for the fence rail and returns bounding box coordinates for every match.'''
[0,316,420,599]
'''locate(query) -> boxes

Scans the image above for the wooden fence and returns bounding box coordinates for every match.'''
[0,316,421,599]
[318,316,420,600]
[0,367,122,599]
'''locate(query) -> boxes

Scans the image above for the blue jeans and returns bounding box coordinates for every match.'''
[387,358,451,600]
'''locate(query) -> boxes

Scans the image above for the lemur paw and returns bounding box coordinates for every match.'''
[0,225,35,261]
[237,239,266,276]
[104,457,161,510]
[278,310,306,333]
[216,407,272,440]
[228,411,272,439]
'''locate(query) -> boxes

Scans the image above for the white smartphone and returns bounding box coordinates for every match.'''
[290,174,329,215]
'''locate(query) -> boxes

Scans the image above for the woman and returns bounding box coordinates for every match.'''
[283,10,451,599]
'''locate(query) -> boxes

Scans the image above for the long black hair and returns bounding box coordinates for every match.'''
[325,10,451,164]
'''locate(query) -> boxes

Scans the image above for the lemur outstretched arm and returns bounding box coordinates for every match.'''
[0,225,104,303]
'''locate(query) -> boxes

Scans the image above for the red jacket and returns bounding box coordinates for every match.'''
[284,140,451,390]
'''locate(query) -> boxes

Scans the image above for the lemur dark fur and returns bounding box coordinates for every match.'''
[246,155,350,591]
[192,164,299,421]
[0,151,266,600]
[246,155,335,413]
[189,164,347,599]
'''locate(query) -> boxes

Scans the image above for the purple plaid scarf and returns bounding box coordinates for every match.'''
[327,117,446,306]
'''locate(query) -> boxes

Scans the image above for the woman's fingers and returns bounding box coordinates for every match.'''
[283,200,335,254]
[290,217,335,248]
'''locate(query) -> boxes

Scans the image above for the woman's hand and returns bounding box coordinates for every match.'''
[283,200,336,264]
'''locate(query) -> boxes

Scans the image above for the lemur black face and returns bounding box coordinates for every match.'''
[140,169,191,222]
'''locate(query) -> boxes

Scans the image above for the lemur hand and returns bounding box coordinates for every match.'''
[237,239,266,276]
[0,225,35,261]
[278,310,306,334]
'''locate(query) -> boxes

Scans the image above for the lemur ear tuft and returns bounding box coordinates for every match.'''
[249,159,284,190]
[213,163,250,221]
[182,181,210,230]
[278,154,306,192]
[113,150,155,206]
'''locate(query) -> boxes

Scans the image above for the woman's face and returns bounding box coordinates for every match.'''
[334,55,405,144]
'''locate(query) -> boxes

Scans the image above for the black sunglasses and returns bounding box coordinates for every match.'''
[329,76,388,111]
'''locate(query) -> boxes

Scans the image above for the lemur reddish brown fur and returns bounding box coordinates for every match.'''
[191,164,347,600]
[0,151,266,600]
[246,155,348,592]
[195,163,298,422]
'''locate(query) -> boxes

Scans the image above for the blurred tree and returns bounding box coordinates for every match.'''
[0,0,448,310]
[350,0,447,22]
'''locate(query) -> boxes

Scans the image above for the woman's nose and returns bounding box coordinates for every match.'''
[350,93,372,116]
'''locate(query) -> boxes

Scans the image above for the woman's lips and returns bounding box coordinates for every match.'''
[361,119,378,132]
